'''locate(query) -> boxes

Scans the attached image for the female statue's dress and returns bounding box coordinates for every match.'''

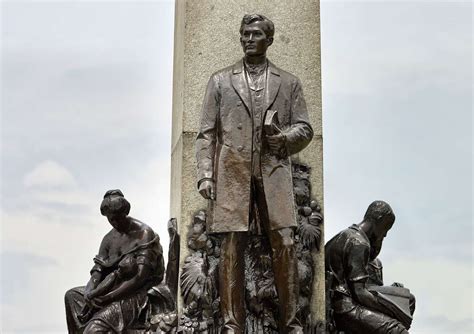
[65,190,165,333]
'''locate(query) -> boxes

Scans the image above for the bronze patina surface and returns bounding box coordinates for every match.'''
[64,190,176,333]
[196,14,313,334]
[325,201,416,334]
[180,164,323,333]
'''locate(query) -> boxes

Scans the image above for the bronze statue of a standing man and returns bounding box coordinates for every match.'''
[196,14,313,334]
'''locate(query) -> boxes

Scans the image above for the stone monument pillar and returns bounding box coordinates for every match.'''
[170,0,324,327]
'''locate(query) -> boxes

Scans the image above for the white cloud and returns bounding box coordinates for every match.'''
[30,189,92,207]
[23,160,77,189]
[1,155,172,332]
[1,208,107,332]
[92,156,172,256]
[1,2,175,332]
[1,0,470,332]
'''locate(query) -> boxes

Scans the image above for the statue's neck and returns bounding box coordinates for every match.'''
[244,54,267,65]
[358,220,373,241]
[115,217,133,234]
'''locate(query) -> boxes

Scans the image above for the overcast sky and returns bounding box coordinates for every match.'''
[1,0,472,333]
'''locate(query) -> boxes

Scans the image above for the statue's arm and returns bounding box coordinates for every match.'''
[97,264,152,304]
[85,236,109,297]
[135,232,165,284]
[85,272,102,297]
[345,242,386,314]
[351,281,387,314]
[283,78,314,155]
[88,271,118,299]
[196,74,220,186]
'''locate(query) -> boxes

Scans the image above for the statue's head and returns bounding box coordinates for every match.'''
[100,189,131,229]
[363,200,395,259]
[240,14,274,57]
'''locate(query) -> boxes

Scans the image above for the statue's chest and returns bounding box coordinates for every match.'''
[107,234,139,260]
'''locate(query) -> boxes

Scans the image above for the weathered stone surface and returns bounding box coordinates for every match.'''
[171,0,323,325]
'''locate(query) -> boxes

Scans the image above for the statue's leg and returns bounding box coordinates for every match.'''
[64,286,87,333]
[219,231,247,334]
[267,228,302,334]
[83,319,112,334]
[83,293,147,333]
[334,305,408,334]
[253,177,302,334]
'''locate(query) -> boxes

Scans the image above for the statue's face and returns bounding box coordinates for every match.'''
[370,238,383,260]
[240,21,272,57]
[369,215,394,259]
[107,213,127,230]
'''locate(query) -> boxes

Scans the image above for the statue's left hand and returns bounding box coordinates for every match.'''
[267,133,287,157]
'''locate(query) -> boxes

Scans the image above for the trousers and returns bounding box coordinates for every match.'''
[218,176,302,334]
[334,305,409,334]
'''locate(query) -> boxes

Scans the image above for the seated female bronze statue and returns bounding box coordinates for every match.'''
[65,190,165,333]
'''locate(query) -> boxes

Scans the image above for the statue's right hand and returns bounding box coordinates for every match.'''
[198,180,215,200]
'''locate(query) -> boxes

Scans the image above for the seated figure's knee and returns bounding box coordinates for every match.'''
[84,319,110,334]
[64,287,82,304]
[65,288,75,300]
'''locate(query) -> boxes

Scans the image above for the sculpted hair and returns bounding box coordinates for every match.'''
[100,189,131,216]
[364,200,395,224]
[240,14,275,38]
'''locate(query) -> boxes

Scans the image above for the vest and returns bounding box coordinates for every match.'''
[245,62,267,179]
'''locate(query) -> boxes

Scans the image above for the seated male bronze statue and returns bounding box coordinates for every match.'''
[326,201,415,334]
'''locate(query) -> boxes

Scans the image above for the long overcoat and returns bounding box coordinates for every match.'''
[196,59,313,233]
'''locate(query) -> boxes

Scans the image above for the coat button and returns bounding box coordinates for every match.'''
[237,123,242,129]
[237,101,242,106]
[237,146,243,152]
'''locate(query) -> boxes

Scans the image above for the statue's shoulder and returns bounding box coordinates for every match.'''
[102,228,116,242]
[328,225,369,254]
[129,217,157,242]
[344,225,370,249]
[214,63,235,76]
[268,60,301,84]
[208,62,238,82]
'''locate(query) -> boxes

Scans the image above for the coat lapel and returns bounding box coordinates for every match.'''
[264,61,281,112]
[231,59,281,116]
[231,59,252,117]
